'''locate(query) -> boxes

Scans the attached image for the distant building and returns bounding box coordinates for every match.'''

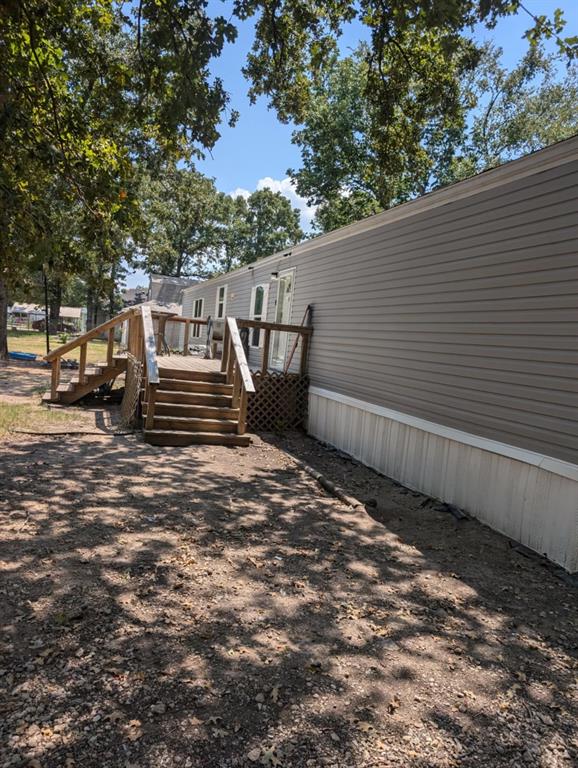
[120,275,198,350]
[8,303,86,333]
[147,274,197,307]
[121,285,148,307]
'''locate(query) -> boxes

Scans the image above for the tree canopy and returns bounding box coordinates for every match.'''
[444,44,578,182]
[288,43,578,232]
[138,171,303,278]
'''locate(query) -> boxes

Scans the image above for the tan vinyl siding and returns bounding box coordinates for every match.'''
[181,138,578,464]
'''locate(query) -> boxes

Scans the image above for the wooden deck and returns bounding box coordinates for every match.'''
[157,355,221,374]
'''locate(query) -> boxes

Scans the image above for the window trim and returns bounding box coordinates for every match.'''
[215,284,228,319]
[191,297,204,338]
[249,283,269,349]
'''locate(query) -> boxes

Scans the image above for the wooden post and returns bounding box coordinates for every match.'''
[221,320,230,372]
[261,328,271,375]
[135,317,143,361]
[50,357,61,400]
[156,315,167,354]
[238,386,248,435]
[227,338,236,384]
[128,315,136,356]
[107,327,115,366]
[183,319,190,356]
[145,383,157,430]
[300,332,310,376]
[232,365,241,408]
[79,343,87,384]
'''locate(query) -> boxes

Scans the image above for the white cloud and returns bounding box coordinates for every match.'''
[229,187,251,200]
[230,176,317,231]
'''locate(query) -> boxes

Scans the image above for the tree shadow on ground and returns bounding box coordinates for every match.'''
[0,430,576,768]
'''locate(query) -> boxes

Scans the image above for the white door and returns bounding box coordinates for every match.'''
[270,269,294,370]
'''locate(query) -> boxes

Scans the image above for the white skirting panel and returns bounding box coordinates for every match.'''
[308,388,578,573]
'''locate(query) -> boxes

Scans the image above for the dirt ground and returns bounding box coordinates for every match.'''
[0,422,577,768]
[0,363,52,404]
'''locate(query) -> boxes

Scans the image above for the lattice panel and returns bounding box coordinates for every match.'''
[247,372,309,433]
[120,353,143,428]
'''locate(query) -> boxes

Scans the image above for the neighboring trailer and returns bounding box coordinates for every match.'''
[182,137,578,572]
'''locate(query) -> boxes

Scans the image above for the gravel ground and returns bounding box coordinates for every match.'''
[0,429,576,768]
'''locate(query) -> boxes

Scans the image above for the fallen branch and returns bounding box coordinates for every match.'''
[292,458,364,509]
[11,429,132,436]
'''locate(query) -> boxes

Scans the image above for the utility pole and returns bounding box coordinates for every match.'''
[43,267,50,356]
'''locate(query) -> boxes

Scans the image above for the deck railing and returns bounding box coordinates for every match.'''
[236,319,313,375]
[221,317,256,435]
[154,314,209,356]
[44,306,139,400]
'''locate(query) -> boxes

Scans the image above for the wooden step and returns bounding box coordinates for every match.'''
[155,390,233,407]
[56,382,75,394]
[158,377,232,394]
[152,416,238,433]
[144,402,240,420]
[70,366,109,384]
[56,363,126,404]
[156,368,226,383]
[144,430,251,447]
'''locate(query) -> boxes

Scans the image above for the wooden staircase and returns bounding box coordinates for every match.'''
[43,308,139,405]
[142,367,250,447]
[47,358,127,405]
[43,306,262,448]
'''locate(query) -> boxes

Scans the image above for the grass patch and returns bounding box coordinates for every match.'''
[0,402,82,436]
[8,330,107,364]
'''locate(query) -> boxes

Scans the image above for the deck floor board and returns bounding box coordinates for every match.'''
[157,356,221,374]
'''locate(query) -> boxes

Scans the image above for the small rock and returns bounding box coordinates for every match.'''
[150,702,166,715]
[247,748,261,762]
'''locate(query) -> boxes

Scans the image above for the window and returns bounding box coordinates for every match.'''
[215,285,228,319]
[249,284,269,347]
[191,298,203,338]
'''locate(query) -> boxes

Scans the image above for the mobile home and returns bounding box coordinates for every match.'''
[181,137,578,572]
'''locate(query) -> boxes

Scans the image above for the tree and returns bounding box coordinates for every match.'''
[139,168,223,279]
[213,194,252,273]
[139,171,303,277]
[288,43,470,231]
[0,0,238,355]
[443,45,578,182]
[242,1,576,127]
[288,41,578,233]
[239,189,303,264]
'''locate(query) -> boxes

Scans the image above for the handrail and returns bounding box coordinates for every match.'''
[236,319,313,335]
[220,317,255,435]
[44,306,138,361]
[226,317,255,394]
[141,305,159,385]
[156,314,208,325]
[44,305,139,401]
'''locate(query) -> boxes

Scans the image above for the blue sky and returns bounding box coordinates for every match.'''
[126,1,577,287]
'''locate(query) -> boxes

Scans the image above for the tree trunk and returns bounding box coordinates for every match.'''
[86,286,97,330]
[109,262,116,318]
[0,275,9,360]
[49,277,62,332]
